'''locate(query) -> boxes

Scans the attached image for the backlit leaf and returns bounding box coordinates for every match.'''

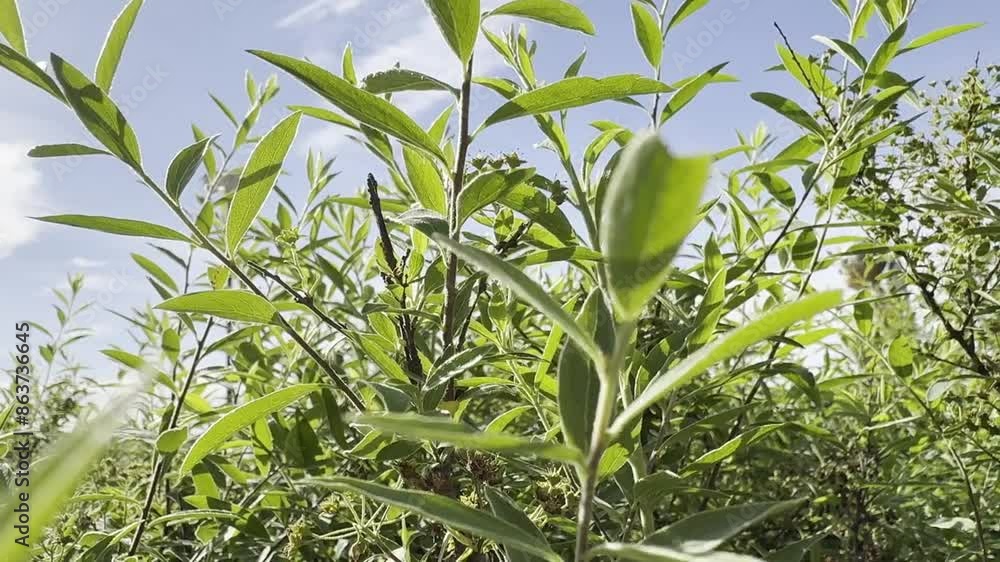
[180,384,324,474]
[156,290,278,325]
[226,112,302,254]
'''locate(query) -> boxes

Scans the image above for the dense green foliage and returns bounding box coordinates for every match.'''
[1,0,998,560]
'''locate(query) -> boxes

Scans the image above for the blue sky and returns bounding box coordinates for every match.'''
[1,0,997,372]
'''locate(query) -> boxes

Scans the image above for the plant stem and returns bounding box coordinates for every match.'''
[128,318,214,555]
[443,57,475,358]
[574,321,634,561]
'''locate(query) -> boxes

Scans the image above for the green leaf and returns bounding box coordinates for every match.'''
[559,290,613,452]
[812,35,867,71]
[0,385,142,562]
[765,533,827,562]
[776,45,838,99]
[888,335,914,376]
[27,144,111,158]
[180,384,324,474]
[166,135,216,200]
[394,208,450,239]
[611,291,842,436]
[156,426,188,454]
[499,183,576,244]
[403,147,447,214]
[95,0,143,91]
[362,68,457,95]
[480,75,671,130]
[458,168,536,225]
[0,43,64,101]
[485,487,548,562]
[0,0,26,55]
[352,413,582,463]
[601,132,710,320]
[900,23,982,54]
[423,0,480,65]
[631,2,662,68]
[225,112,302,254]
[51,55,142,168]
[355,333,409,383]
[750,92,825,137]
[251,50,444,161]
[290,104,358,131]
[754,173,796,208]
[489,0,595,35]
[33,215,190,242]
[434,236,601,363]
[309,477,560,562]
[132,253,177,292]
[862,22,907,92]
[425,345,495,390]
[660,63,731,124]
[156,290,278,325]
[588,543,764,562]
[646,500,805,553]
[667,0,710,31]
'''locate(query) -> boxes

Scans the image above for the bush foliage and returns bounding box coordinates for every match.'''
[1,0,998,560]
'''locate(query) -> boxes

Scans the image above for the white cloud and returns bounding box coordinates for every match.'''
[70,257,107,268]
[277,0,365,29]
[0,142,45,259]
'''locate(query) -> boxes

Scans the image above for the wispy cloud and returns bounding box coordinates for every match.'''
[0,142,45,259]
[277,0,365,29]
[70,257,107,268]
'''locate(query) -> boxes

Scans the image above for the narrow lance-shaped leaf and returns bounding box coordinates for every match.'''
[226,112,302,254]
[95,0,144,92]
[32,215,191,242]
[899,23,983,54]
[588,542,766,562]
[631,2,662,69]
[362,68,457,95]
[667,0,710,31]
[0,0,26,55]
[166,135,217,200]
[811,35,867,71]
[403,146,447,213]
[423,0,480,65]
[610,291,842,436]
[645,499,806,553]
[458,167,536,225]
[156,290,278,325]
[479,75,672,130]
[776,44,838,99]
[559,290,613,453]
[307,477,561,562]
[0,44,65,101]
[28,144,111,158]
[862,22,907,92]
[179,384,324,474]
[251,50,444,161]
[660,62,732,124]
[352,413,583,463]
[751,92,825,137]
[434,236,602,363]
[601,132,711,320]
[51,55,142,169]
[485,487,548,562]
[489,0,595,35]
